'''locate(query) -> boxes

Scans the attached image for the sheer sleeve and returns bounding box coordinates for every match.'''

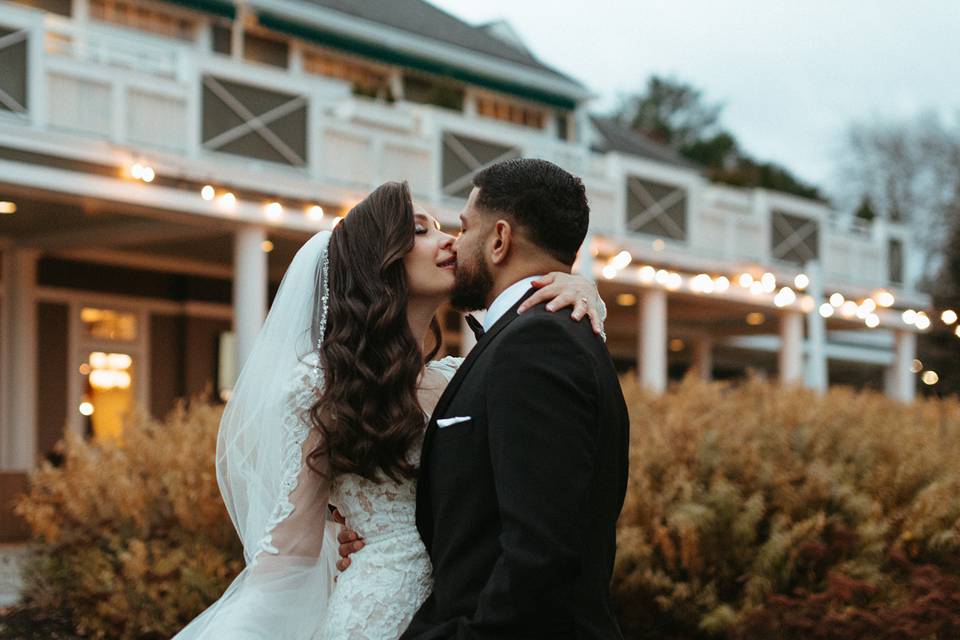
[174,360,339,640]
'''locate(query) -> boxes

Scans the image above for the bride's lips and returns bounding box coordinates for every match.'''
[437,256,457,270]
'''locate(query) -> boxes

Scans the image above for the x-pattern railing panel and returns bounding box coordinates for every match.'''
[771,211,818,265]
[441,132,520,198]
[201,76,307,166]
[626,176,687,241]
[0,27,29,115]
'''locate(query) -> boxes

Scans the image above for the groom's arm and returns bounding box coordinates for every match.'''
[436,315,599,639]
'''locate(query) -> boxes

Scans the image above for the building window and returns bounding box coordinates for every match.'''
[81,350,136,441]
[8,0,71,16]
[303,48,392,100]
[243,31,288,68]
[211,23,232,55]
[0,26,28,115]
[441,132,520,198]
[75,305,142,442]
[405,73,464,111]
[555,112,570,140]
[888,238,904,285]
[217,331,236,402]
[626,176,687,241]
[770,210,819,266]
[201,75,308,166]
[89,0,195,40]
[475,94,545,129]
[80,307,137,341]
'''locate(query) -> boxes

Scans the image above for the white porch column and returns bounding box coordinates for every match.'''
[885,329,917,402]
[1,249,39,471]
[638,288,667,393]
[691,336,713,381]
[233,226,268,371]
[779,310,804,385]
[804,261,828,392]
[575,233,595,281]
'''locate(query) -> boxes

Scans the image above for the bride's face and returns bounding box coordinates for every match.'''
[403,206,457,300]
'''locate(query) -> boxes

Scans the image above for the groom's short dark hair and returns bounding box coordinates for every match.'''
[472,158,589,266]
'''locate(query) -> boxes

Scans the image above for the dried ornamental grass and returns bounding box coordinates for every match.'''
[613,375,960,639]
[12,377,960,639]
[14,399,242,639]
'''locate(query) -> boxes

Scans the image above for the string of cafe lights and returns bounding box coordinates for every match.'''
[597,247,959,388]
[87,162,960,342]
[595,248,960,339]
[124,161,344,250]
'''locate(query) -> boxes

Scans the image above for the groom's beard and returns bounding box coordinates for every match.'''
[449,249,494,312]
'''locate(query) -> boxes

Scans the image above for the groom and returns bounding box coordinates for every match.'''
[348,158,629,639]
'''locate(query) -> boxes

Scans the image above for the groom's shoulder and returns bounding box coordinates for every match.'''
[504,300,599,346]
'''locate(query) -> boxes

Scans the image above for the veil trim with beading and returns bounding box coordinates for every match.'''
[174,230,337,640]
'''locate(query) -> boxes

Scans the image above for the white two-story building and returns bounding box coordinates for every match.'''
[0,0,930,538]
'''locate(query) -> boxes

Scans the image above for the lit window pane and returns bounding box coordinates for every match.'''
[80,307,137,341]
[81,351,135,441]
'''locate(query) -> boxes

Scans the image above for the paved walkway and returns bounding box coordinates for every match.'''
[0,545,26,607]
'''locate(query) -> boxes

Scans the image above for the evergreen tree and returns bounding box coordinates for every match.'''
[854,194,877,223]
[612,76,822,200]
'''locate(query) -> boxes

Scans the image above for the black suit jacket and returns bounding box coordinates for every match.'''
[402,290,630,640]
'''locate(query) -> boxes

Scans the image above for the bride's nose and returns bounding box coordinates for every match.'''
[438,232,455,251]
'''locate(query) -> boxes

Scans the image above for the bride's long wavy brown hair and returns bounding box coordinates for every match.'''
[307,181,442,483]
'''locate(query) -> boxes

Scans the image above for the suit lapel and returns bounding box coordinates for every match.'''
[420,288,536,466]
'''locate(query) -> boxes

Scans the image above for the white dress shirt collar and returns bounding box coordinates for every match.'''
[482,275,542,332]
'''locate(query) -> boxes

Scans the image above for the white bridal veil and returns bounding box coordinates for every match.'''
[175,230,339,639]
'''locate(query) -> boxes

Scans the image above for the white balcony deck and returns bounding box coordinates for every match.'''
[0,3,925,306]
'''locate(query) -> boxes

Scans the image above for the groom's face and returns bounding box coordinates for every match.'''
[449,188,495,311]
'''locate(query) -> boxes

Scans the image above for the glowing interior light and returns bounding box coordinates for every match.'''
[609,250,632,270]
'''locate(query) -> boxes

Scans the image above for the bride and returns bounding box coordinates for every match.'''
[173,181,605,639]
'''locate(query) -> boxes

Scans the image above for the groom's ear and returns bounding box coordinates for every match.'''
[489,219,513,266]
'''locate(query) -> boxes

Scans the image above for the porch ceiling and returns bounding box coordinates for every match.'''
[0,193,312,281]
[598,280,883,348]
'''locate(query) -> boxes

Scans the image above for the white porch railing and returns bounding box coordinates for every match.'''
[0,2,920,295]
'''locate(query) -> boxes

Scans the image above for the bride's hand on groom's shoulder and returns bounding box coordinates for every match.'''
[332,508,364,571]
[517,272,607,337]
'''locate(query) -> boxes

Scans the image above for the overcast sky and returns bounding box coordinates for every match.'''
[431,0,960,195]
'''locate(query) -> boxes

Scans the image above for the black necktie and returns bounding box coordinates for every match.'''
[465,314,485,341]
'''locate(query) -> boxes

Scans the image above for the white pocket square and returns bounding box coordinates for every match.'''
[436,416,471,428]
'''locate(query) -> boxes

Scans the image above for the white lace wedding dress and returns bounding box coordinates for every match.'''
[316,355,462,639]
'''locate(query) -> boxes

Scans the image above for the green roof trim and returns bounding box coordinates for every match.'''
[164,0,236,20]
[257,11,577,111]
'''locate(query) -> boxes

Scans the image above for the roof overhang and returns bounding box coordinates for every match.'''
[162,0,236,20]
[250,0,589,110]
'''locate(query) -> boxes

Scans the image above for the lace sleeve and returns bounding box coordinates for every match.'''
[174,360,338,640]
[427,355,464,382]
[251,360,332,564]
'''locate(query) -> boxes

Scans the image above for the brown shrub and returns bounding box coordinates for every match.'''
[13,375,960,639]
[14,400,242,639]
[613,374,960,639]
